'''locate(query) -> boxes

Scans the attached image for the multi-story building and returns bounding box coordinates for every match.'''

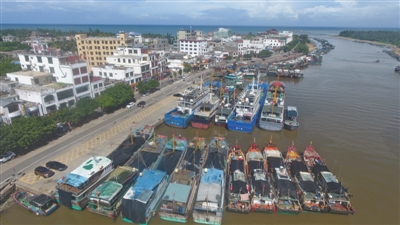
[75,33,134,71]
[213,28,233,40]
[177,29,197,40]
[179,39,208,56]
[150,38,169,51]
[2,35,17,42]
[31,41,49,53]
[224,40,245,57]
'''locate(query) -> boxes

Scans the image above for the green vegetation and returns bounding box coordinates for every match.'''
[137,80,160,94]
[244,32,255,39]
[141,33,165,39]
[0,29,31,41]
[0,83,135,155]
[48,40,77,52]
[0,55,21,76]
[183,62,191,73]
[243,54,252,60]
[258,49,273,58]
[282,34,311,54]
[339,30,400,46]
[0,42,30,52]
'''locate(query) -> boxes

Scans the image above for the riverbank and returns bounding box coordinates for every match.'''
[334,35,400,55]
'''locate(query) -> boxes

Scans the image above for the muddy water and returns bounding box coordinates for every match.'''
[1,36,398,224]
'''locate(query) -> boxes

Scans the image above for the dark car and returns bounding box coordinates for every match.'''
[55,123,70,137]
[137,101,146,107]
[46,161,68,171]
[173,93,183,97]
[34,166,55,178]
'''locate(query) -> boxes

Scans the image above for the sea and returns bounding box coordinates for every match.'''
[1,25,399,225]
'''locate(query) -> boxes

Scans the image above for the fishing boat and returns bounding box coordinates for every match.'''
[312,165,355,215]
[13,191,58,216]
[125,133,168,172]
[55,156,113,210]
[192,135,229,225]
[271,166,302,214]
[108,125,154,167]
[267,65,278,77]
[259,104,284,132]
[263,137,284,174]
[155,133,188,176]
[302,142,324,172]
[191,89,221,129]
[264,81,285,106]
[284,106,299,131]
[159,135,208,223]
[87,166,138,219]
[121,169,169,224]
[226,144,251,213]
[285,142,327,213]
[246,140,276,213]
[293,69,304,78]
[227,79,267,133]
[214,87,235,127]
[164,85,210,129]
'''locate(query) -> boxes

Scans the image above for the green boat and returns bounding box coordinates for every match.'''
[87,166,138,219]
[13,190,58,216]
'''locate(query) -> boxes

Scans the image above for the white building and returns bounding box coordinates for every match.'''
[2,35,16,42]
[179,39,208,56]
[279,31,293,44]
[0,97,25,124]
[31,41,49,53]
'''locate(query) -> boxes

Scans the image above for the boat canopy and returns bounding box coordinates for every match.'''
[286,109,298,118]
[123,169,166,201]
[89,181,122,202]
[267,157,284,169]
[163,183,191,204]
[29,194,55,208]
[290,161,308,176]
[252,170,271,196]
[276,180,298,199]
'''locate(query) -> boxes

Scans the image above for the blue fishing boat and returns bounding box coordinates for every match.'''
[227,80,268,133]
[121,169,169,224]
[164,85,209,128]
[192,135,229,225]
[159,136,208,223]
[267,65,278,77]
[55,156,114,210]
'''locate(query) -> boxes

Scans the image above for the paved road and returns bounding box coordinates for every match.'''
[0,74,204,185]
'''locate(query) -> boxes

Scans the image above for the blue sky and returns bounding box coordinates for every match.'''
[1,0,399,27]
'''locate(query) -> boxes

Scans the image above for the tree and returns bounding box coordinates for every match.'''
[243,54,252,60]
[147,80,160,89]
[183,63,191,73]
[0,55,21,76]
[97,83,133,112]
[178,69,182,76]
[258,50,273,58]
[294,43,309,54]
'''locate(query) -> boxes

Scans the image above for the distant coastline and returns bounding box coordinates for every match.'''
[334,35,400,55]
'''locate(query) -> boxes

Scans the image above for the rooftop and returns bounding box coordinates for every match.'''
[16,82,73,92]
[9,70,52,78]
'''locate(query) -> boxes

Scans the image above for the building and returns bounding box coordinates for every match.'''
[224,40,245,57]
[0,97,24,124]
[177,29,197,40]
[150,38,169,51]
[31,41,49,54]
[75,33,134,71]
[179,39,208,56]
[2,35,17,42]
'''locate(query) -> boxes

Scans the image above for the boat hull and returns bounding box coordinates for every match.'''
[164,109,191,129]
[227,120,255,133]
[193,215,222,225]
[213,121,227,127]
[276,208,302,215]
[302,205,328,213]
[191,120,213,129]
[259,121,283,131]
[14,191,58,216]
[284,123,299,131]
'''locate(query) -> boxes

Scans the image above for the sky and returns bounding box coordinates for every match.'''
[1,0,399,28]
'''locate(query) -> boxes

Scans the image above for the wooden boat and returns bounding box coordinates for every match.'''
[286,141,327,213]
[13,191,58,216]
[226,144,251,213]
[302,142,324,172]
[159,135,208,223]
[263,137,284,174]
[192,135,229,225]
[87,166,138,219]
[246,139,276,213]
[283,106,299,131]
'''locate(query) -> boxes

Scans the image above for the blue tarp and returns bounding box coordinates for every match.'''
[203,81,221,88]
[200,168,224,184]
[58,173,88,189]
[133,169,166,193]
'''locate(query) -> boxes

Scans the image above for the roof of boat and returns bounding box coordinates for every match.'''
[200,168,224,184]
[275,167,291,181]
[123,169,167,202]
[264,149,282,158]
[105,166,136,183]
[30,194,54,207]
[247,151,263,161]
[57,156,112,188]
[287,106,297,111]
[89,181,123,201]
[163,183,191,203]
[321,171,338,183]
[165,136,187,151]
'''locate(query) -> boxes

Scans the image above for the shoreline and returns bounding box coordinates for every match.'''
[332,35,400,55]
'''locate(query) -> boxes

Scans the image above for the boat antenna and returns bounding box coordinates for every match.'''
[269,135,273,144]
[130,127,134,145]
[338,164,342,180]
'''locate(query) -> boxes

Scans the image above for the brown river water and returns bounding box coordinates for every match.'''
[1,36,399,225]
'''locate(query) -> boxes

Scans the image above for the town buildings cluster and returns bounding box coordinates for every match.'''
[1,27,293,124]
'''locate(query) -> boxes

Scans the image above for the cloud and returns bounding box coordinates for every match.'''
[1,0,398,27]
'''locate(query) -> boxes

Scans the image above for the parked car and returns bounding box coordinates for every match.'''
[55,123,71,137]
[173,93,183,97]
[0,151,16,164]
[34,166,55,178]
[126,102,135,108]
[141,92,149,97]
[137,101,146,107]
[46,161,68,171]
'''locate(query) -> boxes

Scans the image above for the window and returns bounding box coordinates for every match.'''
[134,50,138,54]
[24,55,29,61]
[49,67,55,73]
[8,105,19,113]
[34,78,39,84]
[99,83,103,87]
[76,85,89,94]
[81,76,89,83]
[99,71,102,76]
[128,49,132,54]
[72,68,80,75]
[130,72,133,77]
[118,58,120,63]
[125,73,129,78]
[80,67,87,74]
[109,73,113,77]
[57,89,74,100]
[37,56,42,63]
[123,59,126,63]
[128,59,131,63]
[39,66,44,72]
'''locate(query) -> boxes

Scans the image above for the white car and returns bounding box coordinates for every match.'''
[126,102,135,108]
[0,151,16,164]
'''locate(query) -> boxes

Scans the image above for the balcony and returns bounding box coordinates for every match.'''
[8,110,22,118]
